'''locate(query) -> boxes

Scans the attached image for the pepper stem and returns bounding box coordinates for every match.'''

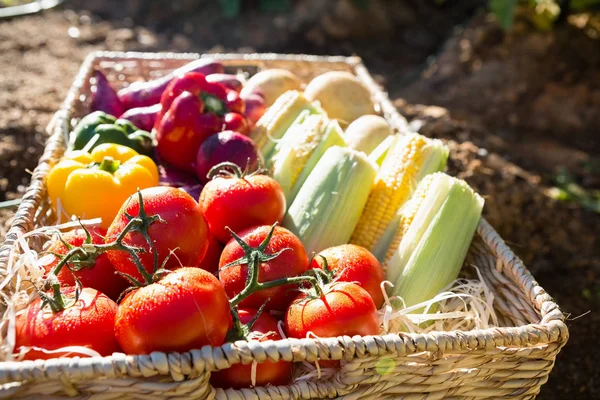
[201,93,226,116]
[98,157,121,174]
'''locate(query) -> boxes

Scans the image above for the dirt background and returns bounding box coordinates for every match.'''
[0,0,598,398]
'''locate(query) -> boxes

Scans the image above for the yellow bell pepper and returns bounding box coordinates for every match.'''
[47,143,159,228]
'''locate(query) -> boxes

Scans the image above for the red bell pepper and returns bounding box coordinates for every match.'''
[154,72,246,172]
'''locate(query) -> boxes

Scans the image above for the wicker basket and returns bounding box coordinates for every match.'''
[0,52,568,399]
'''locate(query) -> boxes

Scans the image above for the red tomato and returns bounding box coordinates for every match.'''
[44,227,129,301]
[219,225,309,311]
[115,267,230,354]
[210,309,292,388]
[285,282,379,367]
[199,173,285,244]
[106,187,210,282]
[15,287,120,360]
[198,233,223,274]
[311,244,385,308]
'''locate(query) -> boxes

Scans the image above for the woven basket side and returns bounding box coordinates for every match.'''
[0,52,568,400]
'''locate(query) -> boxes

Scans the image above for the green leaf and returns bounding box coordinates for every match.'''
[490,0,519,29]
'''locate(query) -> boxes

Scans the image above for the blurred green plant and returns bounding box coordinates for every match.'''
[490,0,600,30]
[548,167,600,213]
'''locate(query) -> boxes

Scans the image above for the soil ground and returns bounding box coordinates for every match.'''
[0,1,598,398]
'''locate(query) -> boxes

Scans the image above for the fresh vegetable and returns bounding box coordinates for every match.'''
[69,111,153,155]
[304,71,374,125]
[269,112,345,204]
[199,163,286,244]
[89,69,124,117]
[382,173,484,307]
[287,120,346,205]
[117,58,224,110]
[154,72,246,172]
[222,112,250,135]
[350,134,449,254]
[241,92,266,128]
[344,115,393,154]
[219,225,309,311]
[157,163,205,204]
[283,146,377,255]
[210,308,292,388]
[119,104,161,132]
[158,162,200,188]
[46,143,159,229]
[44,227,129,301]
[15,287,120,360]
[368,134,396,167]
[178,183,204,200]
[198,233,223,274]
[240,69,302,107]
[311,244,385,308]
[106,187,210,282]
[285,281,379,366]
[115,267,230,354]
[206,73,243,93]
[195,131,260,183]
[250,90,316,158]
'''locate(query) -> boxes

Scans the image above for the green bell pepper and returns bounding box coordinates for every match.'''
[69,111,154,156]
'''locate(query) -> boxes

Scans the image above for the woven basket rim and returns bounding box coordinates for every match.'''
[0,51,568,387]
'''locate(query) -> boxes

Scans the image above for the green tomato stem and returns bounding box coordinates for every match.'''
[44,191,164,312]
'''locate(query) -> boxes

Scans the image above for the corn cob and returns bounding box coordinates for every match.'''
[350,133,448,252]
[270,113,342,204]
[283,146,377,255]
[385,172,484,307]
[289,120,345,204]
[249,90,316,158]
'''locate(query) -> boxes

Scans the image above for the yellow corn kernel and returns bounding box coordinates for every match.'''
[350,134,448,252]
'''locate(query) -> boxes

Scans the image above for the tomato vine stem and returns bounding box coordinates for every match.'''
[220,223,322,341]
[43,190,165,311]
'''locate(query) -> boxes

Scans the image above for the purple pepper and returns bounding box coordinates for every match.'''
[119,104,161,132]
[90,69,125,117]
[117,59,224,110]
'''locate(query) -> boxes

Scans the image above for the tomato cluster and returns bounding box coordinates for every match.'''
[15,170,384,389]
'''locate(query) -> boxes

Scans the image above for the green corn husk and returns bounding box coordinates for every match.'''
[249,90,317,159]
[270,113,347,205]
[288,120,346,204]
[368,134,396,166]
[283,146,378,255]
[385,172,484,308]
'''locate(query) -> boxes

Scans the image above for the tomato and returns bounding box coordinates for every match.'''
[311,244,385,308]
[285,282,379,367]
[15,287,120,360]
[210,309,292,389]
[199,172,285,243]
[198,233,223,274]
[219,225,309,311]
[106,187,210,282]
[44,227,129,301]
[115,267,230,354]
